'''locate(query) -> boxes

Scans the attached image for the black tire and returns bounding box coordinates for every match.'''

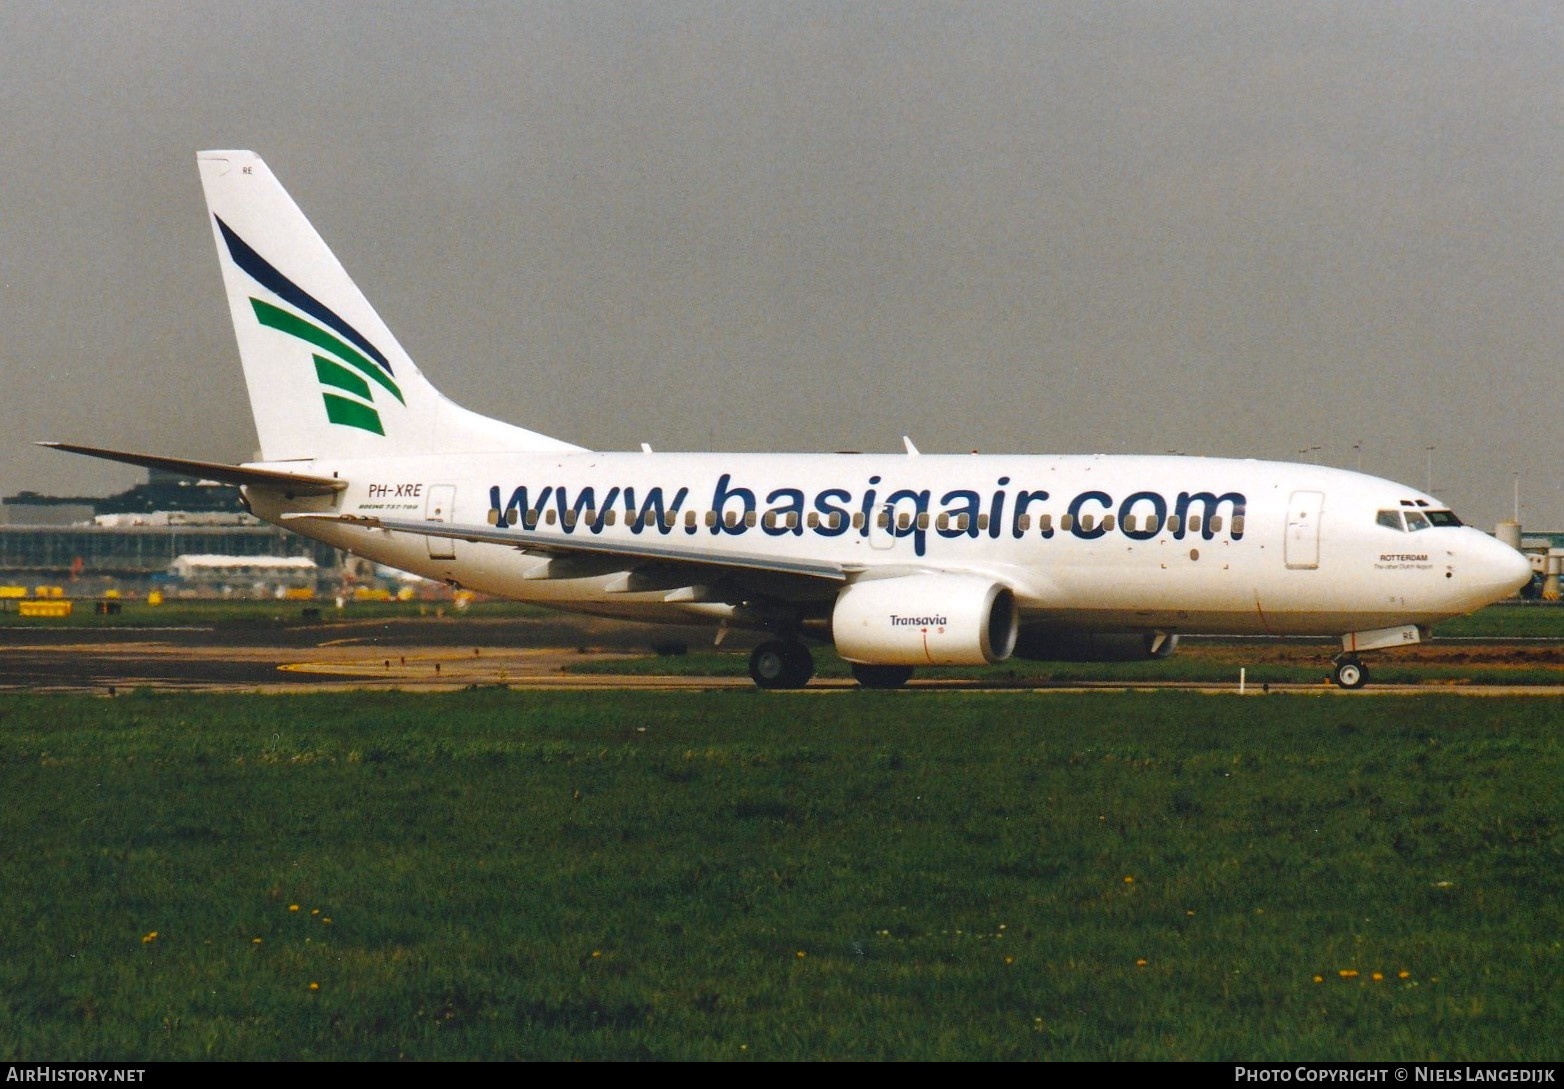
[750,640,814,689]
[1333,658,1369,690]
[851,663,914,689]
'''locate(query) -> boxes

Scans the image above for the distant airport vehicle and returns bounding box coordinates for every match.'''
[44,151,1533,689]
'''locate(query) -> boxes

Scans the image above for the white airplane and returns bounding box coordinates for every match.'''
[44,150,1533,689]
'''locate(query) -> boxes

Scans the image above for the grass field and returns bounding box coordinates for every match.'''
[0,688,1559,1061]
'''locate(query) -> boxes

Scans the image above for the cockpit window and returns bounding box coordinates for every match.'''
[1378,507,1463,531]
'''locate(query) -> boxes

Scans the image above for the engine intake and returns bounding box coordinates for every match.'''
[832,574,1018,666]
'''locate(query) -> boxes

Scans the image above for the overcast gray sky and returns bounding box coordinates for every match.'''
[4,2,1562,530]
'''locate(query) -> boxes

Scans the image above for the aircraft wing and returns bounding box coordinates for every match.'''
[281,512,853,588]
[39,442,346,496]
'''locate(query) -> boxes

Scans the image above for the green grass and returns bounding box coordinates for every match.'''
[0,689,1558,1060]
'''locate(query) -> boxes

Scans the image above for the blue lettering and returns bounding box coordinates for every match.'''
[859,476,882,538]
[938,489,981,538]
[813,488,852,537]
[552,486,601,532]
[1174,491,1246,540]
[484,478,1248,549]
[1013,489,1049,538]
[763,487,806,537]
[711,473,754,536]
[490,484,553,529]
[988,477,1009,539]
[622,485,689,535]
[1067,491,1113,540]
[1119,490,1166,541]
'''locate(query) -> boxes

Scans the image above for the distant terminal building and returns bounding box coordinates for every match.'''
[1,469,341,584]
[166,554,321,598]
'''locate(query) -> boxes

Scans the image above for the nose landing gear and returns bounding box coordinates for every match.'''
[1332,654,1369,690]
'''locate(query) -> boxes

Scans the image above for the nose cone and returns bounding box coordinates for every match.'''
[1463,533,1534,608]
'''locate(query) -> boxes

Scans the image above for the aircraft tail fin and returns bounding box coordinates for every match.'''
[197,150,581,462]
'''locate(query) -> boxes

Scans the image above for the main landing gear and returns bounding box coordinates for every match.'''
[1332,654,1370,690]
[749,640,815,689]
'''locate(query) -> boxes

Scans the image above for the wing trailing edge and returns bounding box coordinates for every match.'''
[281,511,850,582]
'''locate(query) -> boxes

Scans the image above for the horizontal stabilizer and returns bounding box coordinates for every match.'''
[38,442,346,496]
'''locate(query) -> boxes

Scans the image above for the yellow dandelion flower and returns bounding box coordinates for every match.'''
[311,909,320,916]
[142,931,158,944]
[1136,958,1148,967]
[252,937,263,945]
[1372,971,1384,982]
[308,982,320,991]
[1004,956,1015,965]
[289,904,300,913]
[321,917,332,925]
[1313,975,1324,984]
[795,950,806,959]
[1123,875,1134,884]
[1338,969,1358,979]
[1398,970,1411,980]
[591,950,602,959]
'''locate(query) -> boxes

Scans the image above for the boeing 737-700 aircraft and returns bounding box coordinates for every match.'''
[44,151,1533,689]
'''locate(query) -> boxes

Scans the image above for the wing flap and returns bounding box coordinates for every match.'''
[281,512,849,583]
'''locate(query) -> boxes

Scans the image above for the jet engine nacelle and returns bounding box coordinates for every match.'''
[1012,628,1180,662]
[832,574,1019,666]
